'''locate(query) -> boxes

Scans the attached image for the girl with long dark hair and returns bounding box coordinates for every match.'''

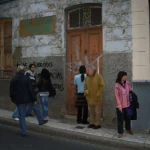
[114,71,133,138]
[74,65,88,124]
[37,68,52,120]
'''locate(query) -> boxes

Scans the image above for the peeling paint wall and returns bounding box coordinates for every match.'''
[103,0,132,52]
[102,0,132,125]
[0,0,133,122]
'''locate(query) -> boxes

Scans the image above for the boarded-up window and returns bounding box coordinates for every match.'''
[0,19,12,79]
[68,5,102,28]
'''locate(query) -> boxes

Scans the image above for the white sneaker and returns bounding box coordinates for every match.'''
[44,117,49,120]
[13,118,19,121]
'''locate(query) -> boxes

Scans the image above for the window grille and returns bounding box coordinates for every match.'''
[68,5,102,28]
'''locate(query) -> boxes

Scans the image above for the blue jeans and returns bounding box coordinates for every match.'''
[26,103,33,115]
[39,96,49,118]
[12,103,34,118]
[12,108,19,119]
[17,103,44,134]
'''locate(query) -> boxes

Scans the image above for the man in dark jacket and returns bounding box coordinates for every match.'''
[9,65,48,136]
[25,63,37,117]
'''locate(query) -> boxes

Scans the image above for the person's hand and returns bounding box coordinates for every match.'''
[85,90,88,94]
[84,90,88,95]
[119,107,122,112]
[34,101,37,104]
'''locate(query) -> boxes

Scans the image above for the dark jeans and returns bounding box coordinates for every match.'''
[26,103,33,115]
[116,108,131,134]
[17,103,44,134]
[77,106,88,122]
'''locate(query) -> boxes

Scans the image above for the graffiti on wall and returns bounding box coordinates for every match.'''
[16,61,53,68]
[67,55,102,74]
[67,44,103,74]
[0,61,64,92]
[17,61,64,92]
[0,71,12,80]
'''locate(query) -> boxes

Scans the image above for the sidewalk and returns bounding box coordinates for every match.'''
[0,109,149,150]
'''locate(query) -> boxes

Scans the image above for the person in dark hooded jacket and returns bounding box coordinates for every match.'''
[9,65,48,136]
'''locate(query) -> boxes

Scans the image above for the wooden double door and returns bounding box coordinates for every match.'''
[66,27,102,115]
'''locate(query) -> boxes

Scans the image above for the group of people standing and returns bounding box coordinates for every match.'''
[74,65,138,138]
[10,62,138,138]
[74,65,105,129]
[9,64,55,136]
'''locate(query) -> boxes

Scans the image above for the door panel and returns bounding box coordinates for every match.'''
[67,31,84,115]
[0,20,12,78]
[85,29,102,73]
[66,28,102,115]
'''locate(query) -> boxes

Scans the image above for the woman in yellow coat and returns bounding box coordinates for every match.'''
[84,65,105,129]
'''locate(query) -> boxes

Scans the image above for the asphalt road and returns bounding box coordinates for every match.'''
[0,124,132,150]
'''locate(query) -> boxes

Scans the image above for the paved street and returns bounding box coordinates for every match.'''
[0,124,131,150]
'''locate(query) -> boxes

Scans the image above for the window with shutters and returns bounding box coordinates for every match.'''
[0,19,13,79]
[67,4,102,29]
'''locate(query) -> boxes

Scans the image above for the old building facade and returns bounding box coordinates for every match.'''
[0,0,149,130]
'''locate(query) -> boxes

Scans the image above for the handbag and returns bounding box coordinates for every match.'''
[126,106,133,116]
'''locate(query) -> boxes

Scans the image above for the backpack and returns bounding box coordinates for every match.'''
[49,83,56,97]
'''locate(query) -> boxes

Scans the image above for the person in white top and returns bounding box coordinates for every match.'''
[74,65,88,124]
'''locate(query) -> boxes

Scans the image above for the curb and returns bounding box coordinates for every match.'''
[0,117,149,150]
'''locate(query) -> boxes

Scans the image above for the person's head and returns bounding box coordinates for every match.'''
[79,65,86,82]
[29,64,36,72]
[116,71,127,84]
[86,65,96,76]
[17,65,25,74]
[40,68,50,80]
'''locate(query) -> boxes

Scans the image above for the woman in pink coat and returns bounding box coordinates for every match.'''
[114,71,133,138]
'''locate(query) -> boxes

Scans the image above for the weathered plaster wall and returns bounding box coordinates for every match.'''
[102,0,132,125]
[0,0,133,121]
[20,56,66,117]
[103,0,132,52]
[0,0,103,117]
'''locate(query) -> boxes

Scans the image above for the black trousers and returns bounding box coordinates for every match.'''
[77,106,88,122]
[116,108,131,134]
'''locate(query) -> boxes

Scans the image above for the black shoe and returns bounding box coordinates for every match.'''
[26,114,34,117]
[39,120,48,125]
[77,121,82,124]
[82,121,89,124]
[88,124,95,128]
[20,133,28,137]
[92,125,101,129]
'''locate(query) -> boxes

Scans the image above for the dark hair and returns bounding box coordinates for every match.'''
[29,64,36,69]
[40,68,50,80]
[79,65,86,82]
[116,71,127,85]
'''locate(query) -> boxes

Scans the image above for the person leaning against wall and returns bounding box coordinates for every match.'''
[84,65,105,129]
[114,71,133,138]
